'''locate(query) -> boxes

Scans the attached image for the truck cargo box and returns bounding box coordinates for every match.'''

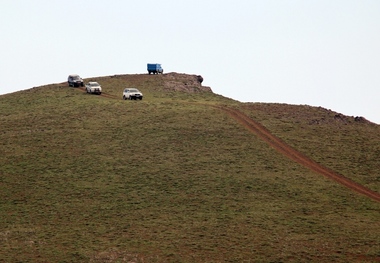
[147,63,163,74]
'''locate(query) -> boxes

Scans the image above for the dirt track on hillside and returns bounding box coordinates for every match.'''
[77,87,119,100]
[216,106,380,203]
[76,85,380,202]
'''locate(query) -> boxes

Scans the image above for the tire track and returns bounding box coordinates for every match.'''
[215,105,380,203]
[77,87,119,99]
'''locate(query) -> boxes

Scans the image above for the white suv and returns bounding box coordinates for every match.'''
[123,88,143,100]
[85,82,102,95]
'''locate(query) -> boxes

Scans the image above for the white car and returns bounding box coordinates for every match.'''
[85,82,102,95]
[123,88,143,100]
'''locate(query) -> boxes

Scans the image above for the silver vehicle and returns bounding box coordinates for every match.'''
[68,74,84,87]
[85,82,102,95]
[123,88,143,100]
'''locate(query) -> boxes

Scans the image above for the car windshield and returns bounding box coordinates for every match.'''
[73,76,81,80]
[90,82,99,86]
[129,89,138,92]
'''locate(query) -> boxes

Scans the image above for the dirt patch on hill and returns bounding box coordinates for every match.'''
[162,73,212,93]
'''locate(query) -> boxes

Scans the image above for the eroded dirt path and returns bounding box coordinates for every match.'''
[216,106,380,203]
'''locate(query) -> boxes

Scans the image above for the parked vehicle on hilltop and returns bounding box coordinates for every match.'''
[147,63,163,74]
[85,82,102,95]
[68,74,84,87]
[123,88,143,100]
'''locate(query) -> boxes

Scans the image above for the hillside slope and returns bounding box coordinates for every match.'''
[239,103,380,194]
[217,106,380,202]
[0,73,379,262]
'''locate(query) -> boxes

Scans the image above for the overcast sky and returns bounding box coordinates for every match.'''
[1,0,379,123]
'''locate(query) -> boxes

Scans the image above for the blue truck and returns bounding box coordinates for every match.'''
[147,63,163,74]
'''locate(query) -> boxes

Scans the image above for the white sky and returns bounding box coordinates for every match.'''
[1,0,379,123]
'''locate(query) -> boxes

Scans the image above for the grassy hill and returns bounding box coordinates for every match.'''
[0,73,379,262]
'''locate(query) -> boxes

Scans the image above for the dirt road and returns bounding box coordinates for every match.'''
[217,106,380,203]
[78,87,119,100]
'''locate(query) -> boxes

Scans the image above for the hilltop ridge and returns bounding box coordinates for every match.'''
[78,72,213,96]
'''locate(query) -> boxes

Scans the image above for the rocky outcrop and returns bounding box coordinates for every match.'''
[162,73,212,93]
